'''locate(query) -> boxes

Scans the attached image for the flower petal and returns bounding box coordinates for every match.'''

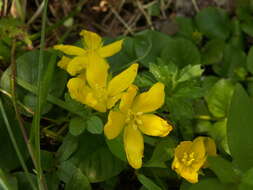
[172,156,199,183]
[99,40,124,58]
[67,77,107,112]
[138,114,173,137]
[108,63,138,97]
[191,137,207,160]
[86,53,109,89]
[67,77,88,104]
[132,82,165,113]
[107,93,123,109]
[54,44,86,55]
[104,111,126,139]
[57,56,71,70]
[179,167,199,184]
[66,56,89,76]
[124,124,144,169]
[80,30,102,50]
[119,85,138,113]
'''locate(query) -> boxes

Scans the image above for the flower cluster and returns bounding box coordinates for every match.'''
[54,30,217,182]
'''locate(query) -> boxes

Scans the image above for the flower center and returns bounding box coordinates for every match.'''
[94,84,108,103]
[181,152,196,166]
[125,110,143,128]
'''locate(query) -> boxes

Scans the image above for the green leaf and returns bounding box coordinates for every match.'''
[246,46,253,74]
[145,137,177,168]
[0,50,67,115]
[241,21,253,37]
[175,17,195,39]
[208,156,240,184]
[239,168,253,190]
[106,133,127,162]
[41,150,54,171]
[0,104,28,171]
[201,39,225,65]
[195,7,230,40]
[69,117,86,136]
[205,79,235,118]
[14,172,36,190]
[161,38,201,68]
[227,84,253,171]
[137,174,162,190]
[134,30,172,67]
[149,59,178,86]
[187,178,234,190]
[65,168,91,190]
[69,132,126,183]
[209,119,230,154]
[213,44,246,78]
[57,134,78,162]
[0,169,18,190]
[86,116,103,134]
[177,65,203,83]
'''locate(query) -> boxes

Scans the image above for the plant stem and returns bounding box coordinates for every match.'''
[10,39,38,172]
[31,0,49,189]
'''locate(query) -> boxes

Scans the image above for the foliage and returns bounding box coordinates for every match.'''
[1,3,253,190]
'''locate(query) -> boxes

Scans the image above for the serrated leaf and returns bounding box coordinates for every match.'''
[177,65,203,83]
[227,84,253,171]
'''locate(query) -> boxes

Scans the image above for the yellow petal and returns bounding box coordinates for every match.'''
[99,40,124,58]
[104,111,126,139]
[66,56,89,76]
[67,77,107,112]
[174,141,192,160]
[138,114,173,137]
[86,53,109,89]
[57,56,71,70]
[80,30,102,50]
[67,77,87,104]
[124,124,144,169]
[54,44,86,55]
[179,167,199,183]
[108,63,138,97]
[191,137,207,160]
[172,156,199,184]
[119,85,138,113]
[107,93,123,109]
[132,82,165,113]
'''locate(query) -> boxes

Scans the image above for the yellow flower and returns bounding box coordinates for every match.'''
[172,136,217,183]
[104,83,173,169]
[54,30,123,76]
[67,56,138,112]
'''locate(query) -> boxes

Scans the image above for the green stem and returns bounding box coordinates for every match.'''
[31,0,49,189]
[10,39,38,173]
[0,98,37,190]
